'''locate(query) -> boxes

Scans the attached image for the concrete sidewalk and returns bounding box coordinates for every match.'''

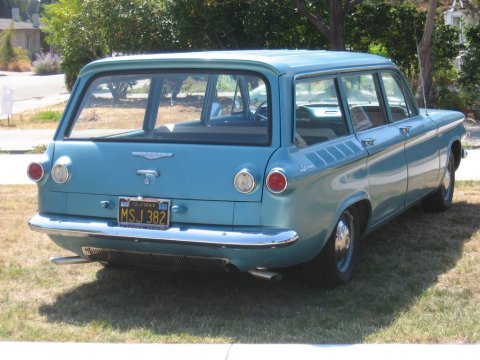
[0,129,54,152]
[0,343,479,360]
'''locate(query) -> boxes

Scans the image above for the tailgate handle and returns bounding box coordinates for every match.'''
[137,170,159,177]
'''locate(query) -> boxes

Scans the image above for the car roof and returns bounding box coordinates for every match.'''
[80,50,396,77]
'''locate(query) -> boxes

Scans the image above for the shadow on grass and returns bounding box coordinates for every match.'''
[39,200,479,343]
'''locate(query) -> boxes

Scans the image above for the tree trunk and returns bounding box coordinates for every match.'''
[416,0,438,107]
[328,0,345,50]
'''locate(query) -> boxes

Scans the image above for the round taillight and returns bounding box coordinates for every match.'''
[51,163,69,184]
[266,169,288,194]
[27,162,44,182]
[234,169,255,193]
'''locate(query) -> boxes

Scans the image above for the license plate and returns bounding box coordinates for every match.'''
[118,197,170,230]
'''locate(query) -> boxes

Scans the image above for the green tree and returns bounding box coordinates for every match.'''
[43,0,172,89]
[0,22,15,68]
[346,2,424,79]
[43,0,104,89]
[244,0,328,49]
[291,0,364,50]
[459,23,480,110]
[165,0,328,50]
[165,0,250,50]
[86,0,170,55]
[347,1,459,105]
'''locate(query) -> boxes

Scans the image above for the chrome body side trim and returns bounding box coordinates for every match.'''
[28,214,299,249]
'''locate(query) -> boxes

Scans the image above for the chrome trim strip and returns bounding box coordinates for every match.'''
[29,214,299,249]
[294,64,397,81]
[136,170,160,177]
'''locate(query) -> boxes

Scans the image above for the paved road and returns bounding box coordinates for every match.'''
[0,71,69,117]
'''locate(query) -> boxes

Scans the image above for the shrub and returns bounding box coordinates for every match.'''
[5,60,32,72]
[33,52,62,75]
[433,66,467,112]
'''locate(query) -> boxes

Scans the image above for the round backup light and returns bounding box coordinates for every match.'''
[27,162,44,182]
[234,169,255,194]
[51,163,70,184]
[266,169,288,194]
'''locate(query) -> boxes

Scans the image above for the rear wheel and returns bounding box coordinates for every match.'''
[303,209,359,288]
[422,152,455,212]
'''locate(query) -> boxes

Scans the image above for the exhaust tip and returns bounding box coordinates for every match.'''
[50,256,93,265]
[248,268,282,282]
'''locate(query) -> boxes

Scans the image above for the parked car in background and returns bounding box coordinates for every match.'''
[28,50,467,287]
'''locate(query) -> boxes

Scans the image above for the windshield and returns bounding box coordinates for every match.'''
[66,71,270,146]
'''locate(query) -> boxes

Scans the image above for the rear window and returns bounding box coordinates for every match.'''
[66,71,270,146]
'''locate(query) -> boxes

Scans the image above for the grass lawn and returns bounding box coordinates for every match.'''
[0,104,65,129]
[0,182,479,343]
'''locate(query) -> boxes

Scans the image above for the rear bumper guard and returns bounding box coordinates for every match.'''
[28,213,299,249]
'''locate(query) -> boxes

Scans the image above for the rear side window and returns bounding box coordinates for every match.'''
[341,73,388,132]
[67,72,270,146]
[295,77,349,147]
[380,72,418,121]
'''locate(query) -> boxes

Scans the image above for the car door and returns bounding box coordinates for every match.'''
[340,72,408,225]
[379,72,440,206]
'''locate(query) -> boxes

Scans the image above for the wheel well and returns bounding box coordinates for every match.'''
[451,140,462,171]
[350,200,370,237]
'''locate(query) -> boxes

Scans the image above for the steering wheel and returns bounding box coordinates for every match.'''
[253,101,269,122]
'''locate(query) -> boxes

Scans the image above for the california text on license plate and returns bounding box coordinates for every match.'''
[118,197,170,229]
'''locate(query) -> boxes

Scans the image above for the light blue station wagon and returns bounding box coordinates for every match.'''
[28,50,467,287]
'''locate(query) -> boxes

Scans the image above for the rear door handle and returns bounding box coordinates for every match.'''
[361,138,375,147]
[400,126,412,136]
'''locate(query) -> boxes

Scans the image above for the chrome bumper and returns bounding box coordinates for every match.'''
[28,213,299,249]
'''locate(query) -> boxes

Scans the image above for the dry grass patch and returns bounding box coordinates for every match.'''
[0,183,479,343]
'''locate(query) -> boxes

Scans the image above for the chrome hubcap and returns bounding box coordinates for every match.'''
[334,213,354,273]
[442,158,452,200]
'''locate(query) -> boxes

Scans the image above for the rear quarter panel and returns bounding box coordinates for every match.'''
[426,109,465,181]
[261,135,369,266]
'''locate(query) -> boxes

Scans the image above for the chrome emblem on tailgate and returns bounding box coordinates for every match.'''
[132,152,174,160]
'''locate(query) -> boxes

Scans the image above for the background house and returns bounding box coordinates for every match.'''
[0,1,41,57]
[444,0,479,45]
